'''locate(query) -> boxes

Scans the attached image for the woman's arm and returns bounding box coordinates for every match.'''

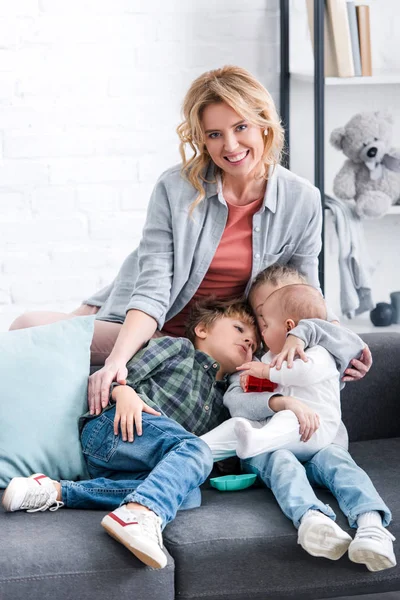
[89,175,177,414]
[88,309,158,415]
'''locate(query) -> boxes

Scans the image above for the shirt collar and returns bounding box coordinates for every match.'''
[194,350,230,387]
[204,161,278,214]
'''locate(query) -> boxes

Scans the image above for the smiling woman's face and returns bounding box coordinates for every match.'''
[201,102,265,179]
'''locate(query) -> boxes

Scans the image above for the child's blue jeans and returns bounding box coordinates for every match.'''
[60,407,213,528]
[242,444,392,529]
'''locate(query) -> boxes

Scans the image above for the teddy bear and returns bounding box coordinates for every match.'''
[330,111,400,218]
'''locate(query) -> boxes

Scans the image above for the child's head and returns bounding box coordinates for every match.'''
[186,298,259,378]
[249,264,307,332]
[260,284,327,354]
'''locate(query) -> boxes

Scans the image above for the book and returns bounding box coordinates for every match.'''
[346,1,362,76]
[326,0,355,77]
[356,4,373,76]
[306,0,338,77]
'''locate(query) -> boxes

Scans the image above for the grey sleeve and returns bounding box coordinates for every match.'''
[126,178,174,328]
[287,187,339,322]
[223,371,276,420]
[289,318,365,380]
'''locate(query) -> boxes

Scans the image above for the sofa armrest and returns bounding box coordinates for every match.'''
[341,332,400,442]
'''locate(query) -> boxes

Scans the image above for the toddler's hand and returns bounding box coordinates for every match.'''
[270,335,307,370]
[284,397,320,442]
[236,360,269,379]
[240,373,249,391]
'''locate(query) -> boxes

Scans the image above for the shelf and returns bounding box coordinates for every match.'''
[291,71,400,86]
[325,205,400,215]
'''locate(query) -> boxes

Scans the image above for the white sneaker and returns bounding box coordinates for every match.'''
[298,512,352,560]
[2,473,63,513]
[101,505,167,569]
[349,525,396,572]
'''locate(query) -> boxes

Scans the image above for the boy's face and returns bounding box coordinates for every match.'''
[197,316,258,377]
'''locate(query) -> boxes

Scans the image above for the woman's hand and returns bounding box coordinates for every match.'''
[342,344,373,382]
[113,387,161,442]
[270,395,320,442]
[269,335,308,370]
[88,361,128,416]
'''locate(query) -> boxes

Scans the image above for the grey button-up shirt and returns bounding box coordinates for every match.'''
[86,161,326,328]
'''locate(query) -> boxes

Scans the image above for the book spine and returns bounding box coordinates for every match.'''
[305,0,338,77]
[346,1,362,76]
[326,0,355,77]
[356,5,373,76]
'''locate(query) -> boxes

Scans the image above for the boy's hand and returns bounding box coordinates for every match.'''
[236,361,270,380]
[270,335,307,370]
[112,386,161,442]
[269,396,320,442]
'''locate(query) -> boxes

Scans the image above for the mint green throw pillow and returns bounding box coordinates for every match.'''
[0,316,94,488]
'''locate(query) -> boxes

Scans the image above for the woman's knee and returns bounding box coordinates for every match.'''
[9,310,71,331]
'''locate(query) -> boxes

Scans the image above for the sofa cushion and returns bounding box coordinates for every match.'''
[0,503,175,600]
[163,438,400,600]
[0,317,95,486]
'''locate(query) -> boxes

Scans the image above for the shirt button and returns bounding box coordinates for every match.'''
[254,253,260,259]
[203,364,208,369]
[212,362,218,369]
[204,405,210,411]
[254,226,260,232]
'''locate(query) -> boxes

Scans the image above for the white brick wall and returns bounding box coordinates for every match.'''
[0,0,280,330]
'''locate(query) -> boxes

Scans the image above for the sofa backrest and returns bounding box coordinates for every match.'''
[342,332,400,442]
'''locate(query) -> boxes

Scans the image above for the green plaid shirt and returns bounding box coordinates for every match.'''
[117,337,229,436]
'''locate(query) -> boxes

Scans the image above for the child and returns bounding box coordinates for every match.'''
[2,299,258,570]
[203,265,396,572]
[203,283,344,461]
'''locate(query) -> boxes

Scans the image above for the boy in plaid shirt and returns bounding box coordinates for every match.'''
[2,299,258,570]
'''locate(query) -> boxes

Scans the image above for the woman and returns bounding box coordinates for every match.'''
[11,66,371,413]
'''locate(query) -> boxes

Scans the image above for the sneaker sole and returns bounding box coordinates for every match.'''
[101,516,167,569]
[300,523,352,560]
[349,547,397,572]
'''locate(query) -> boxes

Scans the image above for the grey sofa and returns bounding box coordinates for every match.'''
[1,332,399,600]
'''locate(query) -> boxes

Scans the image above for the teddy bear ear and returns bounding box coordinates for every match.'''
[374,110,393,125]
[330,127,345,150]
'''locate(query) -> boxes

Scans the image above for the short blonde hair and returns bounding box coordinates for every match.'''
[176,66,285,214]
[264,284,327,323]
[249,264,306,304]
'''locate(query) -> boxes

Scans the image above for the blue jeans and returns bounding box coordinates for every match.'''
[242,444,391,529]
[61,407,213,528]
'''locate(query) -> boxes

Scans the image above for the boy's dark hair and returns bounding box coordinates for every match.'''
[185,297,258,344]
[249,264,306,300]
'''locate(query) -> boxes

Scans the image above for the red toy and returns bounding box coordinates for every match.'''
[243,375,278,393]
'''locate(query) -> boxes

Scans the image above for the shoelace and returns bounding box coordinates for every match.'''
[22,488,64,513]
[356,525,396,542]
[140,514,163,547]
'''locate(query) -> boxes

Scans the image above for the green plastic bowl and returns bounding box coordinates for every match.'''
[209,473,257,492]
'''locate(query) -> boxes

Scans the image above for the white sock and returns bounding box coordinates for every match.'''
[357,511,383,529]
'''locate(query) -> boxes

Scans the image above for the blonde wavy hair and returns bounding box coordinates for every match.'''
[176,65,285,214]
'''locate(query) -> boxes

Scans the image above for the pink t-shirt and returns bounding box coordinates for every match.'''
[162,196,263,337]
